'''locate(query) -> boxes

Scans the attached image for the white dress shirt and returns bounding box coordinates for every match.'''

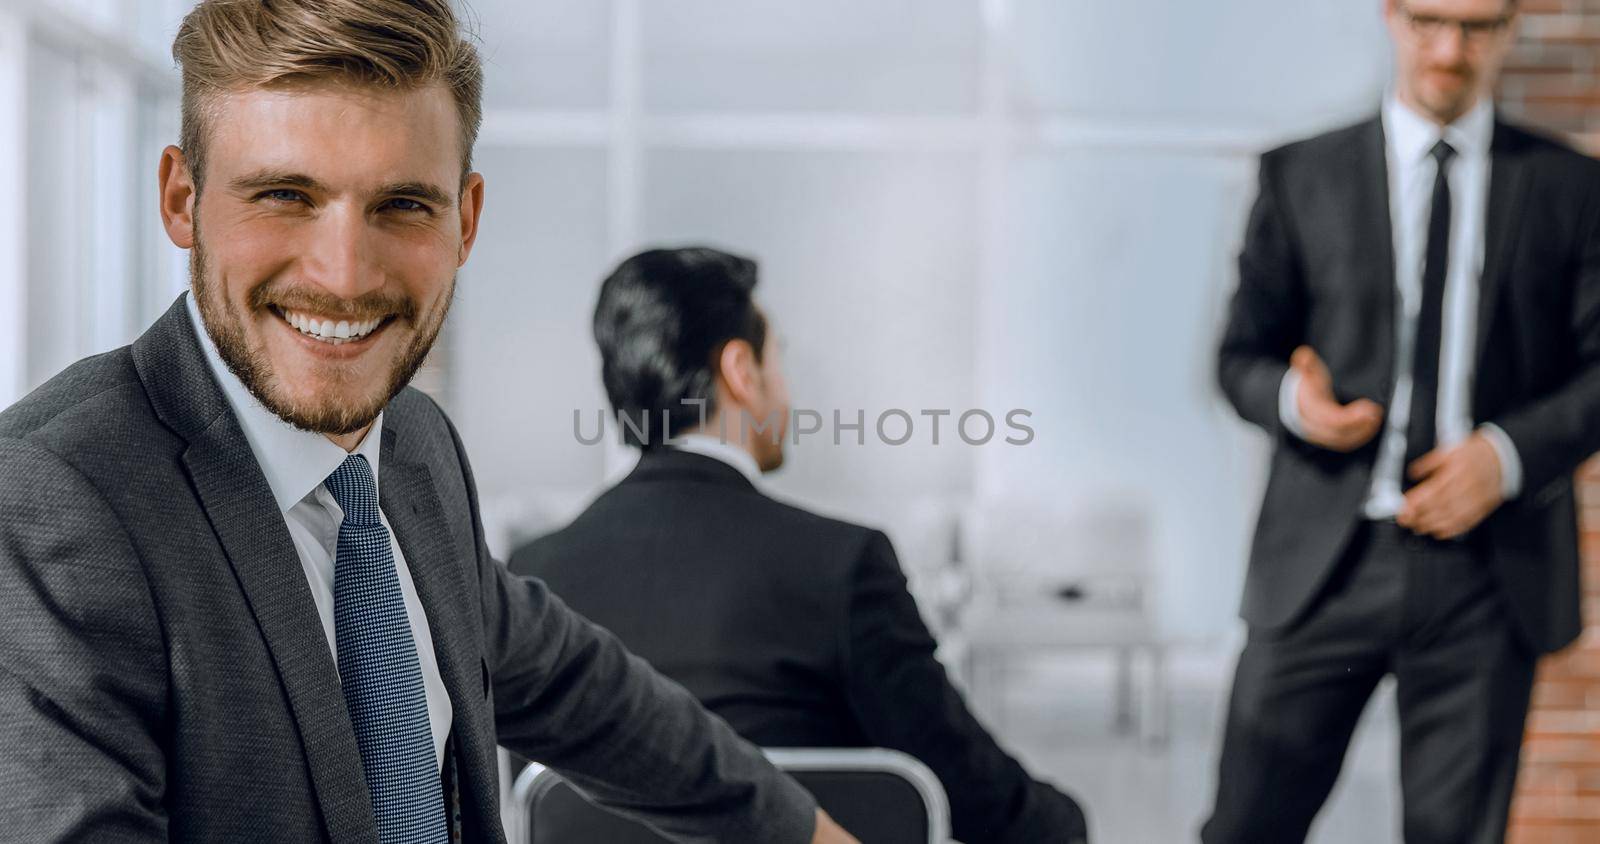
[1280,95,1522,519]
[186,293,453,770]
[672,433,764,484]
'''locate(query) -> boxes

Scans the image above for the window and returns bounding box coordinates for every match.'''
[1,0,188,406]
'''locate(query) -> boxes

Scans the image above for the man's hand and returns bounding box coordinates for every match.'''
[811,809,859,844]
[1291,345,1385,451]
[1397,432,1505,540]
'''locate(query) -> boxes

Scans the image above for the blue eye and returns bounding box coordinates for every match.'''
[261,189,305,204]
[387,198,428,213]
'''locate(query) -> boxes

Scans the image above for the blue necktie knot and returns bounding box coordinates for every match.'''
[325,454,382,526]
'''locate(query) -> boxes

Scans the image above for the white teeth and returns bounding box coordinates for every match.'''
[279,308,384,344]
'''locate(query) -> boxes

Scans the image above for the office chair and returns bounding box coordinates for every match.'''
[513,747,951,844]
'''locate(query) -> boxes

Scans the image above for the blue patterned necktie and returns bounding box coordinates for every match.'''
[325,454,449,843]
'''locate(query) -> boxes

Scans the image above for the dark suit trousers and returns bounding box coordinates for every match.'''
[1202,522,1536,844]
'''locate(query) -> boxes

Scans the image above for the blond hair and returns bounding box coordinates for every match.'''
[172,0,482,188]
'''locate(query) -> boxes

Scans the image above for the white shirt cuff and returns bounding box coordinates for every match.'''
[1279,369,1307,440]
[1478,423,1523,500]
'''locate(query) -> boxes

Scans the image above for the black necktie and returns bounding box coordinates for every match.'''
[1404,140,1456,484]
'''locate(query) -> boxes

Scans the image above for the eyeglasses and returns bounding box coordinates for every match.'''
[1396,1,1513,45]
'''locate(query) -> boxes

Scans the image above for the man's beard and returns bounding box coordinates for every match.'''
[189,233,451,437]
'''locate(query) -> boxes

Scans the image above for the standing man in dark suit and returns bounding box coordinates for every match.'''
[510,247,1090,844]
[1207,1,1600,841]
[0,3,859,842]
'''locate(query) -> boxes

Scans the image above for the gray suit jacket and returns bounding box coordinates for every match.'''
[0,297,816,842]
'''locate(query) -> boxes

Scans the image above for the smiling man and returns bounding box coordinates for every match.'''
[179,81,465,450]
[1207,1,1600,842]
[0,2,856,842]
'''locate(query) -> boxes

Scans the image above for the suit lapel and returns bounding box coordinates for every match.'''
[133,298,378,843]
[1477,121,1530,369]
[1356,115,1400,393]
[183,422,378,843]
[379,427,502,836]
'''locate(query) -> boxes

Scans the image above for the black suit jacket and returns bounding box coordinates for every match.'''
[1218,114,1600,653]
[0,298,816,842]
[511,449,1087,844]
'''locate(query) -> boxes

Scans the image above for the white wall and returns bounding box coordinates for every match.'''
[1008,0,1386,124]
[451,0,1393,639]
[451,0,1392,639]
[451,146,612,497]
[638,0,981,114]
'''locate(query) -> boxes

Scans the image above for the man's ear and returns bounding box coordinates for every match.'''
[716,339,762,409]
[159,145,197,249]
[456,171,485,266]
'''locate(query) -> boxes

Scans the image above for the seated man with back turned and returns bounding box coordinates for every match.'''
[510,247,1090,844]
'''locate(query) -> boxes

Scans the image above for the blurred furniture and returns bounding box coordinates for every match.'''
[513,748,950,844]
[957,497,1169,746]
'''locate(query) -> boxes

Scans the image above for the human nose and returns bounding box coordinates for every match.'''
[1431,23,1468,61]
[301,204,383,300]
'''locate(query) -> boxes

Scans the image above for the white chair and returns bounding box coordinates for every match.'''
[512,747,951,844]
[956,496,1169,745]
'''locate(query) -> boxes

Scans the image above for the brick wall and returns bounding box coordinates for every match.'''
[1499,2,1600,840]
[1511,457,1600,843]
[1500,0,1600,149]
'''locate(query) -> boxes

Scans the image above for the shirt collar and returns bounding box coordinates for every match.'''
[185,292,382,513]
[1383,92,1494,166]
[670,433,763,485]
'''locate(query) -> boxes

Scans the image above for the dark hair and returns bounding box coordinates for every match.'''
[593,247,767,449]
